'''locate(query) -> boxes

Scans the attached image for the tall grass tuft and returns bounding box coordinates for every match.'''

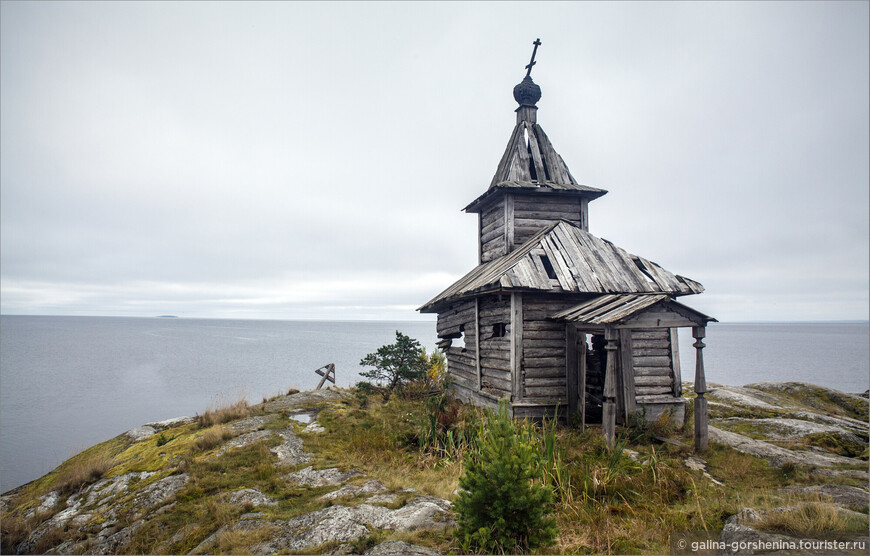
[54,452,117,493]
[194,426,233,452]
[197,398,250,428]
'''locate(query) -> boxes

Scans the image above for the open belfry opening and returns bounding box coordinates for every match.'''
[419,40,715,451]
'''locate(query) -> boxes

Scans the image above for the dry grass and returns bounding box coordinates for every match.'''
[53,452,117,493]
[0,513,35,554]
[197,398,250,428]
[194,426,234,452]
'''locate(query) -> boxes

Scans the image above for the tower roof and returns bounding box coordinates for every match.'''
[464,40,607,213]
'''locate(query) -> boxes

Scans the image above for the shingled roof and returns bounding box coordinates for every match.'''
[463,120,607,213]
[418,221,704,312]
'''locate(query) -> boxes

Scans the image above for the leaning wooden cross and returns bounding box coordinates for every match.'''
[314,363,336,389]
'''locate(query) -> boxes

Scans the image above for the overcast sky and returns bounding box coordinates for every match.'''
[1,1,867,322]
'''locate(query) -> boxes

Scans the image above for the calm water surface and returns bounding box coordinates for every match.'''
[1,317,867,492]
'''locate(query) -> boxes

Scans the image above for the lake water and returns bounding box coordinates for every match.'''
[1,316,867,492]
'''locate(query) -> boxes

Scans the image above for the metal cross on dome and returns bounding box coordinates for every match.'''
[525,38,542,77]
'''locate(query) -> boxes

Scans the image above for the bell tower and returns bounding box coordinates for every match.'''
[463,39,608,263]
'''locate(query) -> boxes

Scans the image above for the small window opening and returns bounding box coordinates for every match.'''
[454,324,466,351]
[540,255,558,280]
[492,323,506,338]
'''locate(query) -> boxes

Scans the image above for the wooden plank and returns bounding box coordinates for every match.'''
[526,376,566,388]
[481,373,512,393]
[511,292,523,401]
[480,216,503,236]
[670,328,682,397]
[634,367,672,377]
[523,366,565,379]
[634,375,673,387]
[632,347,670,357]
[480,357,511,372]
[635,385,673,396]
[619,328,636,420]
[632,330,669,340]
[524,386,565,399]
[523,356,565,368]
[514,210,580,221]
[504,194,515,252]
[636,394,682,403]
[480,224,506,245]
[579,198,588,231]
[479,345,510,360]
[475,298,481,390]
[523,347,565,358]
[579,331,587,431]
[633,355,672,368]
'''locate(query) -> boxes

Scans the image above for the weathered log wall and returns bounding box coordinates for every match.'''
[437,300,477,394]
[480,198,506,263]
[631,328,676,402]
[478,294,512,398]
[521,295,574,402]
[512,194,586,249]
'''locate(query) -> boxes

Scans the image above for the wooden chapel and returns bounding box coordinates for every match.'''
[419,41,715,451]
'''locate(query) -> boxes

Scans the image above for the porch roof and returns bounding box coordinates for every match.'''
[552,293,717,327]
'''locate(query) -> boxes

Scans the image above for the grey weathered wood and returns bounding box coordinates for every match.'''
[579,332,587,431]
[566,324,578,420]
[633,348,670,357]
[315,363,336,389]
[635,385,673,395]
[524,386,566,398]
[634,367,672,377]
[475,298,481,390]
[480,357,511,372]
[580,198,588,231]
[633,355,672,368]
[603,326,618,450]
[634,375,673,387]
[511,292,523,401]
[693,326,708,452]
[670,328,682,397]
[618,328,636,421]
[523,356,565,368]
[504,194,515,253]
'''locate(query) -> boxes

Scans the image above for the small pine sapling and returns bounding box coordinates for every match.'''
[454,401,558,553]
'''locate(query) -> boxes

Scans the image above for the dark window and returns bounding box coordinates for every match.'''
[492,323,506,337]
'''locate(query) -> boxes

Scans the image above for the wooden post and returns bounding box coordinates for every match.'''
[692,327,708,452]
[510,293,524,402]
[475,297,482,390]
[618,329,636,423]
[603,326,618,450]
[566,324,578,421]
[670,328,682,397]
[579,332,587,432]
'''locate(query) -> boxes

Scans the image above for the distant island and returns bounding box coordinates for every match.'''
[155,315,178,318]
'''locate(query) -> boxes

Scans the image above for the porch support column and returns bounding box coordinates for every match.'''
[693,326,708,452]
[602,326,618,450]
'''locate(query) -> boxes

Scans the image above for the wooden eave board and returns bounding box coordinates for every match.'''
[463,182,606,214]
[418,220,706,313]
[552,294,716,326]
